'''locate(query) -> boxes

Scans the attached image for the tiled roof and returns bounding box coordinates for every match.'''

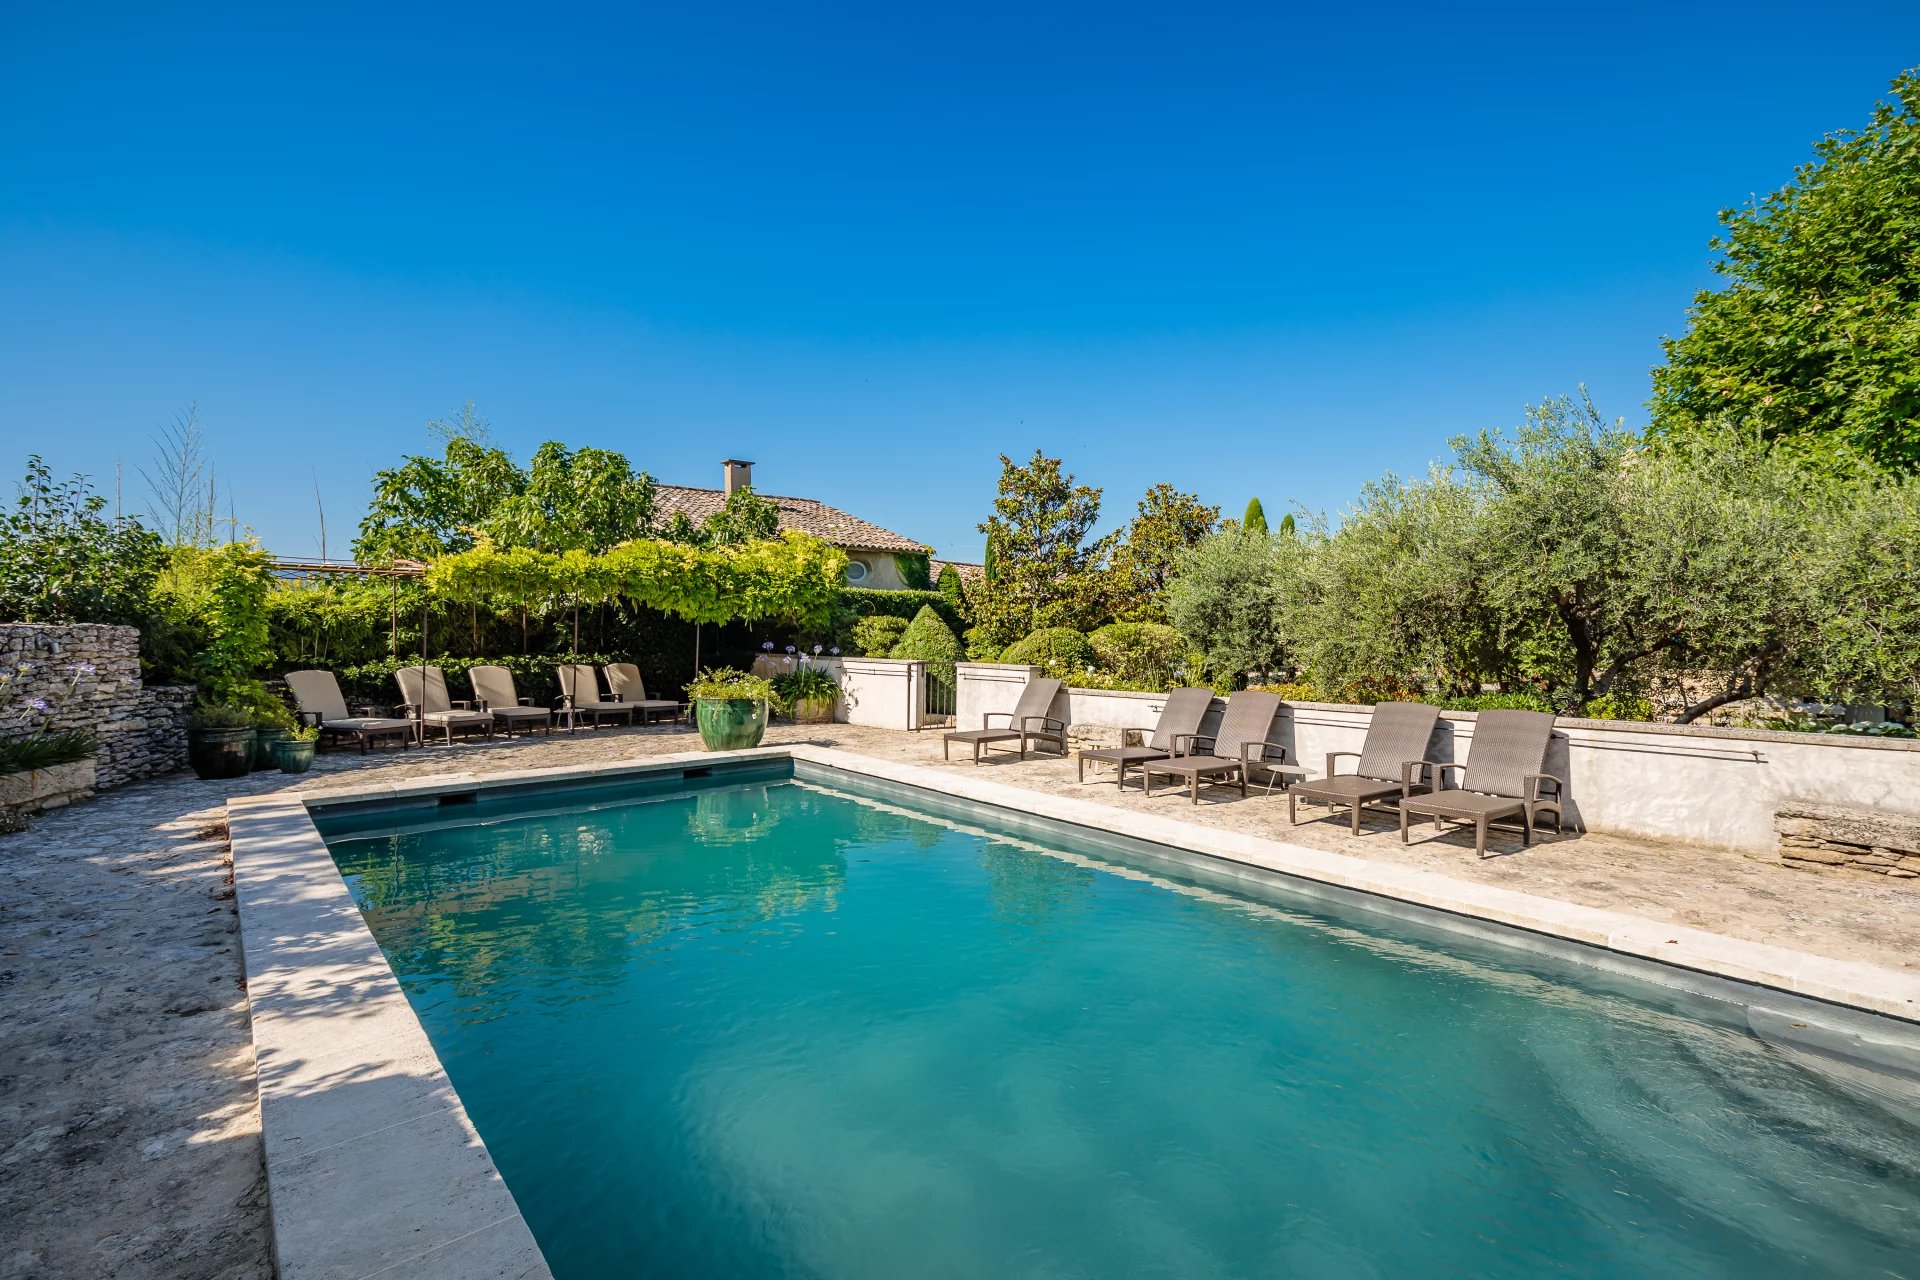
[931,559,984,586]
[653,485,929,555]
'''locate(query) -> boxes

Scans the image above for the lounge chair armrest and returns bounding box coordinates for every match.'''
[1174,731,1217,757]
[982,711,1014,728]
[471,698,488,712]
[607,693,624,703]
[1241,739,1288,765]
[1324,750,1360,777]
[296,709,323,728]
[451,699,476,710]
[1121,727,1144,747]
[1401,759,1438,793]
[1525,772,1564,800]
[1431,762,1466,790]
[518,697,535,706]
[1020,715,1064,733]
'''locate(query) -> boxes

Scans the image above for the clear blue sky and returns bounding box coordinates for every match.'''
[4,4,1916,562]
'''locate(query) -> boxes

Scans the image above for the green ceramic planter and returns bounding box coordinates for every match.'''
[253,728,294,771]
[695,698,768,751]
[272,738,318,774]
[187,727,255,780]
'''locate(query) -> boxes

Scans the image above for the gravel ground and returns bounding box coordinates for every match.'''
[3,719,1914,1278]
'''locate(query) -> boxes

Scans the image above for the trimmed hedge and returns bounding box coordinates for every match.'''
[893,606,963,686]
[840,587,966,637]
[1088,622,1187,690]
[849,615,909,658]
[1000,627,1097,681]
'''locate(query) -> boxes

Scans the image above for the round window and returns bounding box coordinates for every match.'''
[844,559,870,583]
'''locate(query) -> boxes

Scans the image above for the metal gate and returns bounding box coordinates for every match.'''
[921,664,956,727]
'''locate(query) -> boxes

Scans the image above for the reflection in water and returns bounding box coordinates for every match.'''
[328,778,1920,1280]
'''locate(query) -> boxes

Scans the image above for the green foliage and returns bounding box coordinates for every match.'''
[354,408,525,562]
[0,730,98,772]
[981,531,999,584]
[1583,693,1654,721]
[1813,470,1920,703]
[839,586,966,637]
[1165,529,1292,688]
[691,486,782,548]
[490,441,655,552]
[686,667,776,703]
[1000,627,1097,681]
[1088,622,1188,690]
[1651,70,1920,470]
[771,665,839,708]
[892,605,964,687]
[1241,497,1268,535]
[894,552,933,591]
[187,702,256,729]
[427,530,848,630]
[1252,681,1317,703]
[849,614,909,657]
[154,543,278,708]
[935,562,968,622]
[970,452,1116,652]
[1277,513,1296,538]
[1429,691,1557,714]
[1104,484,1218,623]
[0,457,167,627]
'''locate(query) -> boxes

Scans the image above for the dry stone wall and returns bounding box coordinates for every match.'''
[1774,803,1920,880]
[0,623,191,787]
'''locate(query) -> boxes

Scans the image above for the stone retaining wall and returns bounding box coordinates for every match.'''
[0,623,192,788]
[1775,803,1920,880]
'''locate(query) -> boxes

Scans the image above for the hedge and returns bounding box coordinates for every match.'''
[840,586,966,637]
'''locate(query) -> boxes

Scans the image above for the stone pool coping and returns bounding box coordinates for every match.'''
[227,742,1920,1278]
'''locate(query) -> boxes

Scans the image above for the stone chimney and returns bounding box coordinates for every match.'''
[722,459,753,496]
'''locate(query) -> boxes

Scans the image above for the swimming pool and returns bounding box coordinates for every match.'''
[318,764,1920,1279]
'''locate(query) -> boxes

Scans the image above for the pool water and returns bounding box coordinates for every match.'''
[323,773,1920,1279]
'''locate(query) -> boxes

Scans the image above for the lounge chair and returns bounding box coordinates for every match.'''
[602,663,682,724]
[1287,701,1441,834]
[1139,691,1300,803]
[284,670,416,753]
[468,665,555,737]
[1399,709,1566,857]
[395,666,495,744]
[942,677,1065,763]
[1075,687,1216,788]
[556,663,637,731]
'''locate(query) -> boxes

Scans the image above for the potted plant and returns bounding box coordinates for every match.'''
[272,724,319,774]
[687,668,776,751]
[187,703,257,780]
[250,700,299,771]
[772,665,839,725]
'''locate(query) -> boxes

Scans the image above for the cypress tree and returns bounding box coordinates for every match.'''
[1242,497,1268,535]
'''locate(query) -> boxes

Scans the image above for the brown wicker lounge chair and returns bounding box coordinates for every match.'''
[942,677,1065,763]
[1076,687,1216,787]
[602,663,682,724]
[1399,709,1565,857]
[285,670,416,753]
[556,663,637,731]
[1287,701,1440,834]
[468,665,555,737]
[1139,691,1300,803]
[394,666,495,745]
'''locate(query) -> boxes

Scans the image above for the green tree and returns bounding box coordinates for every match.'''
[1105,483,1219,622]
[970,451,1117,651]
[354,406,524,562]
[662,485,781,548]
[893,605,964,690]
[1651,69,1920,470]
[490,441,655,552]
[935,561,966,615]
[0,458,167,626]
[1241,497,1268,535]
[1165,529,1292,687]
[1277,512,1296,538]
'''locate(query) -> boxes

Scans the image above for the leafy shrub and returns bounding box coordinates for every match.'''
[0,730,97,773]
[685,668,776,703]
[839,587,966,636]
[892,606,964,688]
[849,615,909,657]
[1431,691,1557,714]
[188,702,256,729]
[771,665,839,710]
[1581,692,1653,721]
[1000,627,1097,681]
[1252,681,1318,702]
[1088,622,1187,690]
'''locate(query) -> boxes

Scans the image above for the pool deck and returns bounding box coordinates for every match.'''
[4,720,1918,1278]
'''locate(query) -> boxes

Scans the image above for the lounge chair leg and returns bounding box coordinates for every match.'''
[1475,817,1488,859]
[1521,809,1533,846]
[943,739,950,762]
[1400,805,1410,843]
[1351,803,1361,837]
[1238,770,1246,799]
[1191,774,1200,804]
[1288,792,1297,825]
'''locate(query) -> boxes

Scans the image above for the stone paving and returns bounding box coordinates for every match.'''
[3,720,1917,1278]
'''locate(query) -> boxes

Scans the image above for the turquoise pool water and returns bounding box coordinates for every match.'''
[322,770,1920,1279]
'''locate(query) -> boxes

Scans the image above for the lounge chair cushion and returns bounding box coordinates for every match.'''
[946,728,1023,745]
[321,716,413,733]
